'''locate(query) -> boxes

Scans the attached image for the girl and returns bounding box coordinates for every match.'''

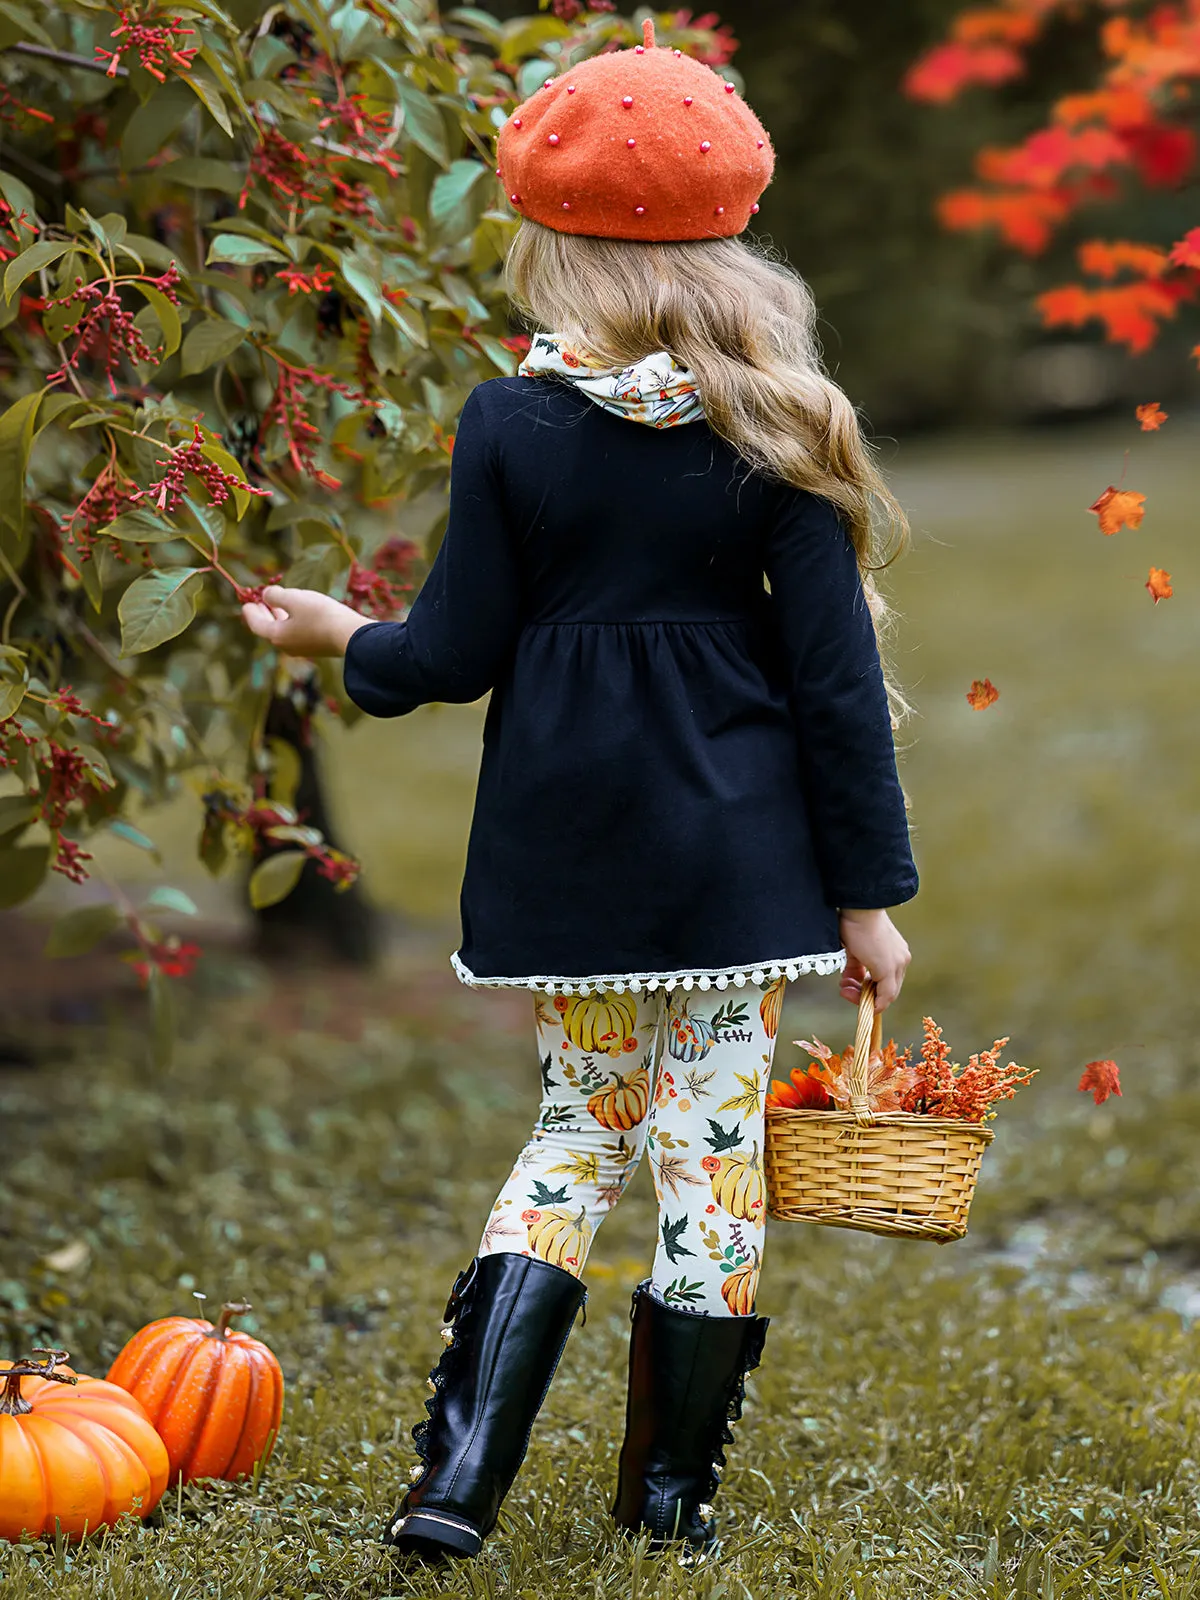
[243,20,915,1564]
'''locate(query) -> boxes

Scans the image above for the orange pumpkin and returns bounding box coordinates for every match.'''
[586,1063,651,1131]
[0,1348,169,1542]
[759,977,785,1040]
[106,1300,283,1485]
[720,1247,761,1315]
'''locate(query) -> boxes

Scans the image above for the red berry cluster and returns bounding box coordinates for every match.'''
[131,938,201,985]
[148,422,271,515]
[344,540,417,620]
[95,8,199,82]
[47,263,182,396]
[262,365,358,490]
[62,455,146,558]
[243,801,361,890]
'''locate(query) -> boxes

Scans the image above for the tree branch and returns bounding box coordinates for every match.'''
[4,41,128,79]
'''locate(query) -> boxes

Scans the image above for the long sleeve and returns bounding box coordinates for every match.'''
[343,386,520,717]
[764,488,918,910]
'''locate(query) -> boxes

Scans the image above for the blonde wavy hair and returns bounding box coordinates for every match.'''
[504,220,911,722]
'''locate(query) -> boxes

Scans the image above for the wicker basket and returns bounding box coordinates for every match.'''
[764,981,993,1242]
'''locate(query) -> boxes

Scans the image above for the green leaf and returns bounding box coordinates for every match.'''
[118,568,205,655]
[0,1,56,49]
[0,388,42,546]
[101,511,179,544]
[132,282,183,358]
[121,79,197,169]
[284,541,345,591]
[180,317,246,376]
[248,849,306,909]
[0,675,25,720]
[0,845,48,909]
[80,557,103,612]
[161,156,244,195]
[207,234,286,267]
[0,794,36,837]
[394,73,449,166]
[3,241,73,304]
[430,160,491,243]
[121,235,179,271]
[340,256,384,326]
[0,171,37,228]
[177,68,233,138]
[143,885,198,916]
[44,902,124,958]
[108,820,158,854]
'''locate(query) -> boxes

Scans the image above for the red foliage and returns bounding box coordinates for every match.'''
[1146,565,1173,602]
[966,677,999,710]
[1078,1059,1122,1104]
[1089,485,1146,535]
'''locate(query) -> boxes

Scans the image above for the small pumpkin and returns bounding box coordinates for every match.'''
[759,977,785,1040]
[0,1348,169,1542]
[720,1246,761,1316]
[522,1204,592,1272]
[556,992,638,1056]
[586,1063,651,1130]
[701,1144,766,1218]
[667,999,716,1063]
[106,1300,283,1485]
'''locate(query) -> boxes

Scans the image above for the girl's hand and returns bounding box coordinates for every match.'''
[241,586,368,658]
[838,908,911,1011]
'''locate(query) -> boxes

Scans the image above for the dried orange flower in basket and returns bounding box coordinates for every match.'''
[766,1016,1036,1123]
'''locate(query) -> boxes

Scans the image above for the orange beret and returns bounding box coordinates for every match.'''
[495,19,774,243]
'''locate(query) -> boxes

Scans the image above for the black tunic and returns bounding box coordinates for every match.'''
[343,375,918,994]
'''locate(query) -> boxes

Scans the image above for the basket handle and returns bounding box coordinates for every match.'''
[849,979,883,1126]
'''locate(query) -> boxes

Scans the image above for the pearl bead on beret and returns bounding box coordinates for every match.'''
[495,19,774,242]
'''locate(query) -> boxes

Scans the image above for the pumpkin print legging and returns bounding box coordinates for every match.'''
[478,979,786,1316]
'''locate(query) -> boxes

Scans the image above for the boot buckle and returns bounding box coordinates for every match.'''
[443,1258,479,1321]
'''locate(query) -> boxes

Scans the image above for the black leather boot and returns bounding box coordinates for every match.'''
[612,1281,768,1550]
[383,1253,587,1560]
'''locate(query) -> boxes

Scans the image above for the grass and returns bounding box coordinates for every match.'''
[3,414,1200,1596]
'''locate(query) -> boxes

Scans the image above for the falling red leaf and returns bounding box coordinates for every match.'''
[1146,566,1173,603]
[1169,227,1200,270]
[1078,1060,1121,1105]
[1089,486,1146,535]
[966,678,1000,710]
[1135,401,1168,430]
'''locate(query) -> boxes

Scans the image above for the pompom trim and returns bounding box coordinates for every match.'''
[450,949,846,996]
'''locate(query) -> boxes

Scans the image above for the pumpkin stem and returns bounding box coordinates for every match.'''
[0,1348,76,1416]
[212,1300,253,1339]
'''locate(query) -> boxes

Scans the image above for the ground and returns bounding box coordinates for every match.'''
[2,417,1199,1597]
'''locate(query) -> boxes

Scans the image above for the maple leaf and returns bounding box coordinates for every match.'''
[652,1150,704,1201]
[660,1214,695,1265]
[1169,227,1200,271]
[716,1069,764,1120]
[952,10,1038,47]
[1146,566,1173,603]
[1078,1059,1121,1105]
[1089,486,1146,535]
[1125,124,1196,189]
[1135,402,1167,431]
[966,678,999,710]
[682,1067,716,1099]
[1054,88,1151,129]
[704,1117,744,1154]
[528,1179,570,1206]
[903,41,1025,104]
[1078,240,1168,281]
[547,1151,601,1185]
[539,1051,557,1092]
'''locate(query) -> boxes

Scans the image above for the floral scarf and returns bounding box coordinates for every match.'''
[518,332,705,429]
